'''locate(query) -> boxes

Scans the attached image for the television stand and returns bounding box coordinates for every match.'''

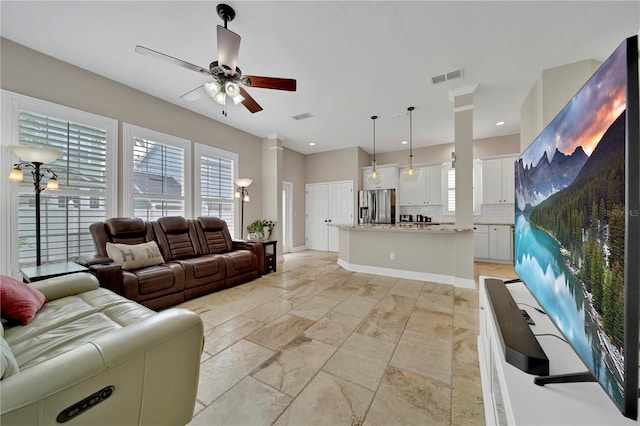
[478,276,635,425]
[535,371,596,386]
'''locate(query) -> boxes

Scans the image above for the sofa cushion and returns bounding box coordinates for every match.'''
[196,217,232,254]
[0,275,47,325]
[4,288,155,370]
[105,217,147,237]
[106,241,165,271]
[0,336,19,380]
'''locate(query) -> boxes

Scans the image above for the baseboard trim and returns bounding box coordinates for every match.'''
[336,258,475,288]
[289,245,307,253]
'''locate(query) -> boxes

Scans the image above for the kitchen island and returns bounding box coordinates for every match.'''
[336,223,475,288]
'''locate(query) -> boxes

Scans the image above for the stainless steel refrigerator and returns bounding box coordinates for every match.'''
[358,189,396,224]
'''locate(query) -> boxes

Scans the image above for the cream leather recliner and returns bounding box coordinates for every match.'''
[1,273,203,425]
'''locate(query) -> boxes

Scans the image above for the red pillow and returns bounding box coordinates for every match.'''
[0,275,47,325]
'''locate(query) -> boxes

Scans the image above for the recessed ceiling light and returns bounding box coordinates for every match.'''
[496,121,506,126]
[309,142,316,146]
[401,140,408,145]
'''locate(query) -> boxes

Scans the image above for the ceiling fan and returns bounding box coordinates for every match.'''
[135,3,296,115]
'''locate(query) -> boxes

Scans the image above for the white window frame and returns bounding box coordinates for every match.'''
[1,90,117,276]
[122,123,192,219]
[193,142,238,237]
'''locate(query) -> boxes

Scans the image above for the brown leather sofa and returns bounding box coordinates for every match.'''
[77,216,264,310]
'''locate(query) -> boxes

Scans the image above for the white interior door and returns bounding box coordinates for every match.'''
[306,181,353,252]
[306,184,329,250]
[328,182,353,251]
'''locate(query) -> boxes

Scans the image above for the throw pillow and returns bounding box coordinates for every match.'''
[106,241,165,271]
[0,336,20,380]
[0,275,47,325]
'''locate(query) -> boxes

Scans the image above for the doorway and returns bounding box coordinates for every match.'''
[282,181,292,253]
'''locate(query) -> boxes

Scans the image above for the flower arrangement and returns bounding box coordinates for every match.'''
[247,219,277,240]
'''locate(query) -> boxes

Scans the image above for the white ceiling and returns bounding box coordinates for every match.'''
[1,1,638,155]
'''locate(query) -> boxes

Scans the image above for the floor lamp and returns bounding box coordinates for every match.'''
[8,145,61,266]
[234,178,252,239]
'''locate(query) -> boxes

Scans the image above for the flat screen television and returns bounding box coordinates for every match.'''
[514,35,639,419]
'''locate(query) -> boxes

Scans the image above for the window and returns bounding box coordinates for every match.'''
[194,143,237,237]
[444,159,481,214]
[123,124,191,220]
[1,91,117,272]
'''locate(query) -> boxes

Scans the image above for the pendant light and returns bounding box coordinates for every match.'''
[366,115,383,185]
[402,106,421,182]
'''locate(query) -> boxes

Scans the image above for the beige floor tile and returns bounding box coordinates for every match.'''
[196,339,274,405]
[202,315,265,356]
[391,329,452,385]
[323,332,395,391]
[199,298,259,327]
[288,295,340,321]
[389,278,424,298]
[274,371,374,426]
[356,293,414,344]
[243,298,295,324]
[303,310,362,347]
[246,314,315,351]
[364,366,451,426]
[189,376,292,426]
[451,375,485,426]
[353,283,391,303]
[415,290,454,314]
[251,335,336,397]
[405,306,453,340]
[332,294,378,320]
[318,281,360,302]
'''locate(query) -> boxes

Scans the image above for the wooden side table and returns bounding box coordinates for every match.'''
[262,240,277,274]
[21,261,88,283]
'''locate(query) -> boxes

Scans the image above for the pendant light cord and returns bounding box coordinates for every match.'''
[371,115,378,167]
[408,106,414,167]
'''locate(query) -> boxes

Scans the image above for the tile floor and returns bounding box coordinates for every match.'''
[176,250,516,425]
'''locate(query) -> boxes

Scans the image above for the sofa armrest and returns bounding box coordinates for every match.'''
[75,254,113,267]
[30,273,99,301]
[87,262,123,294]
[233,240,265,276]
[0,308,203,426]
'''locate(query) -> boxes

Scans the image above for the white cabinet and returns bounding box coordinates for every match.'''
[397,165,442,206]
[473,225,489,259]
[474,224,513,262]
[363,165,397,190]
[482,157,516,204]
[489,225,513,261]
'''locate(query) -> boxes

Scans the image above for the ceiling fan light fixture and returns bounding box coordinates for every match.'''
[213,91,226,105]
[204,81,221,97]
[232,94,245,105]
[225,81,240,97]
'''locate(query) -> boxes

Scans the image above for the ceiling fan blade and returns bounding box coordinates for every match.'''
[239,88,263,113]
[242,75,297,91]
[135,45,210,75]
[217,25,241,71]
[180,85,204,101]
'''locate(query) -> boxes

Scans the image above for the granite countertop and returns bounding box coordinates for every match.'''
[337,223,471,233]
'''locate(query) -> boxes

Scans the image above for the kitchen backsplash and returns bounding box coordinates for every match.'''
[399,203,514,224]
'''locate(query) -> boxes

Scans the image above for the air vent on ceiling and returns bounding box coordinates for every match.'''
[431,68,464,85]
[292,112,314,121]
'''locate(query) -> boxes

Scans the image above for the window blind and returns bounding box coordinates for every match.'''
[17,111,109,266]
[132,136,185,220]
[199,153,235,236]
